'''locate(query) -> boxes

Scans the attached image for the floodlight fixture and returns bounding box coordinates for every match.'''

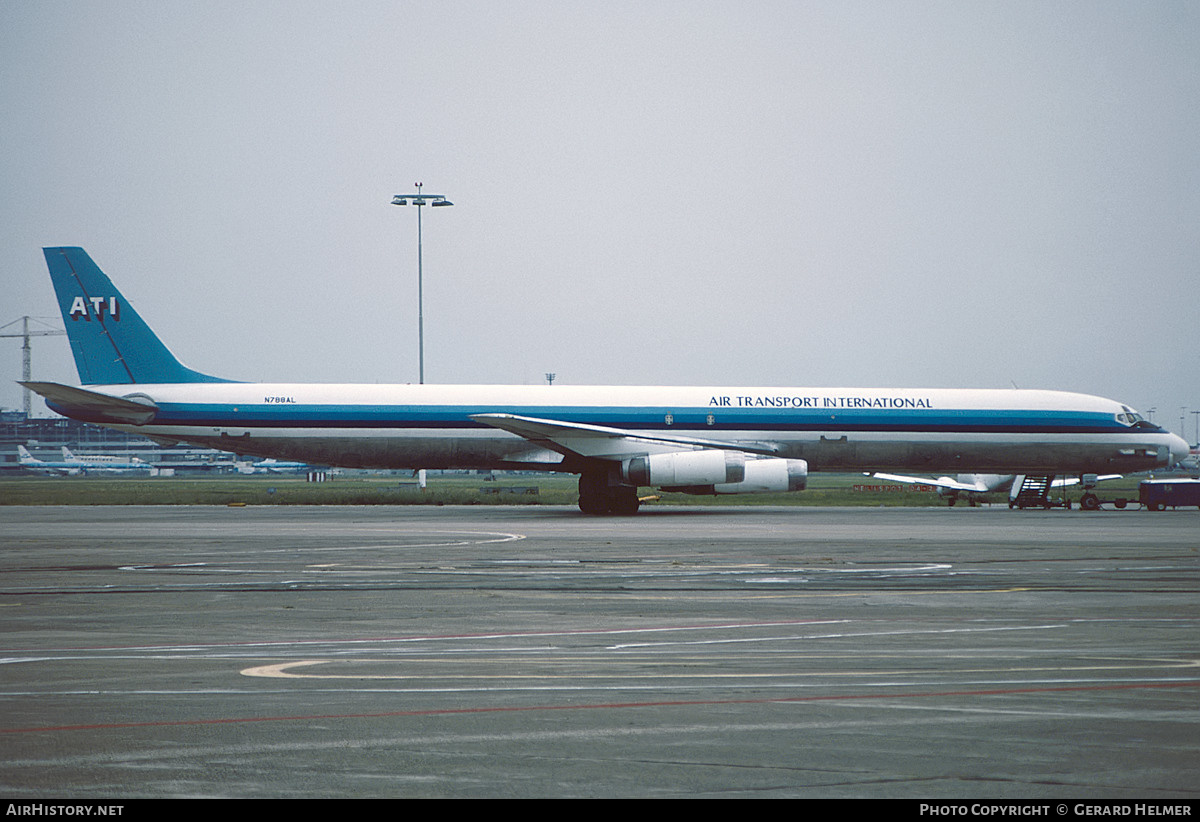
[390,183,454,384]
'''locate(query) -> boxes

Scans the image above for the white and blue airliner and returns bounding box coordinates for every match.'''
[24,248,1188,514]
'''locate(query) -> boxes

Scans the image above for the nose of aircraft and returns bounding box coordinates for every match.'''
[1168,432,1190,466]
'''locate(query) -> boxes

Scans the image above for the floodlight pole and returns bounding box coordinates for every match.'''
[391,183,453,384]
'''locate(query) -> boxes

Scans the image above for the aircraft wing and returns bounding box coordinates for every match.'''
[868,472,995,493]
[470,413,780,461]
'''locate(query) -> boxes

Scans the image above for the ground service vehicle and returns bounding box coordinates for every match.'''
[1139,478,1200,511]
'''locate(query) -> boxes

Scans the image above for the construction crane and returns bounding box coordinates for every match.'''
[1,316,66,417]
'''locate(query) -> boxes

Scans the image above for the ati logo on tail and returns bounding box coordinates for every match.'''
[68,296,120,321]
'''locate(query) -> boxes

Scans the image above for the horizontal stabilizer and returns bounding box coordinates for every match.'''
[20,381,157,425]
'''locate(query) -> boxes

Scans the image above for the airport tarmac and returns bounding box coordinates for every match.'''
[0,504,1196,799]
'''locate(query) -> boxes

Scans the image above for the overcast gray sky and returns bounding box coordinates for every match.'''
[2,1,1197,440]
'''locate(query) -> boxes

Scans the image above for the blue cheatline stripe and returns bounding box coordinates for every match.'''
[139,402,1133,435]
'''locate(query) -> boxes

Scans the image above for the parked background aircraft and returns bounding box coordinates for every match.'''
[866,471,1123,509]
[18,444,79,475]
[22,248,1190,513]
[18,444,152,476]
[60,446,149,471]
[236,457,313,474]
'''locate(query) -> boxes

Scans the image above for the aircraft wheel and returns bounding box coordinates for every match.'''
[610,487,641,516]
[579,495,609,515]
[578,472,641,515]
[1080,493,1100,511]
[578,472,612,515]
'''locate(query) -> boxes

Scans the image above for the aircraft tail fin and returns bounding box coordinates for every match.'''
[43,247,230,385]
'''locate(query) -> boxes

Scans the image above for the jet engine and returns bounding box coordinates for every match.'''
[621,451,809,495]
[622,449,746,487]
[714,457,808,494]
[654,457,808,495]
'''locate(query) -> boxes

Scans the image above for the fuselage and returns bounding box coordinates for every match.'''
[54,382,1189,475]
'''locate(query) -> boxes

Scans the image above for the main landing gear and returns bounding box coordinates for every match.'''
[578,470,641,515]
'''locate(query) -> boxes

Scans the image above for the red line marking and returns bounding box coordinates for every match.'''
[3,680,1197,735]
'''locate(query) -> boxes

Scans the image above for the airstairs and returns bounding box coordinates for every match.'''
[1009,474,1057,509]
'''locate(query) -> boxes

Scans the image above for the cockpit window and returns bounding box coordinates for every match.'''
[1116,406,1147,427]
